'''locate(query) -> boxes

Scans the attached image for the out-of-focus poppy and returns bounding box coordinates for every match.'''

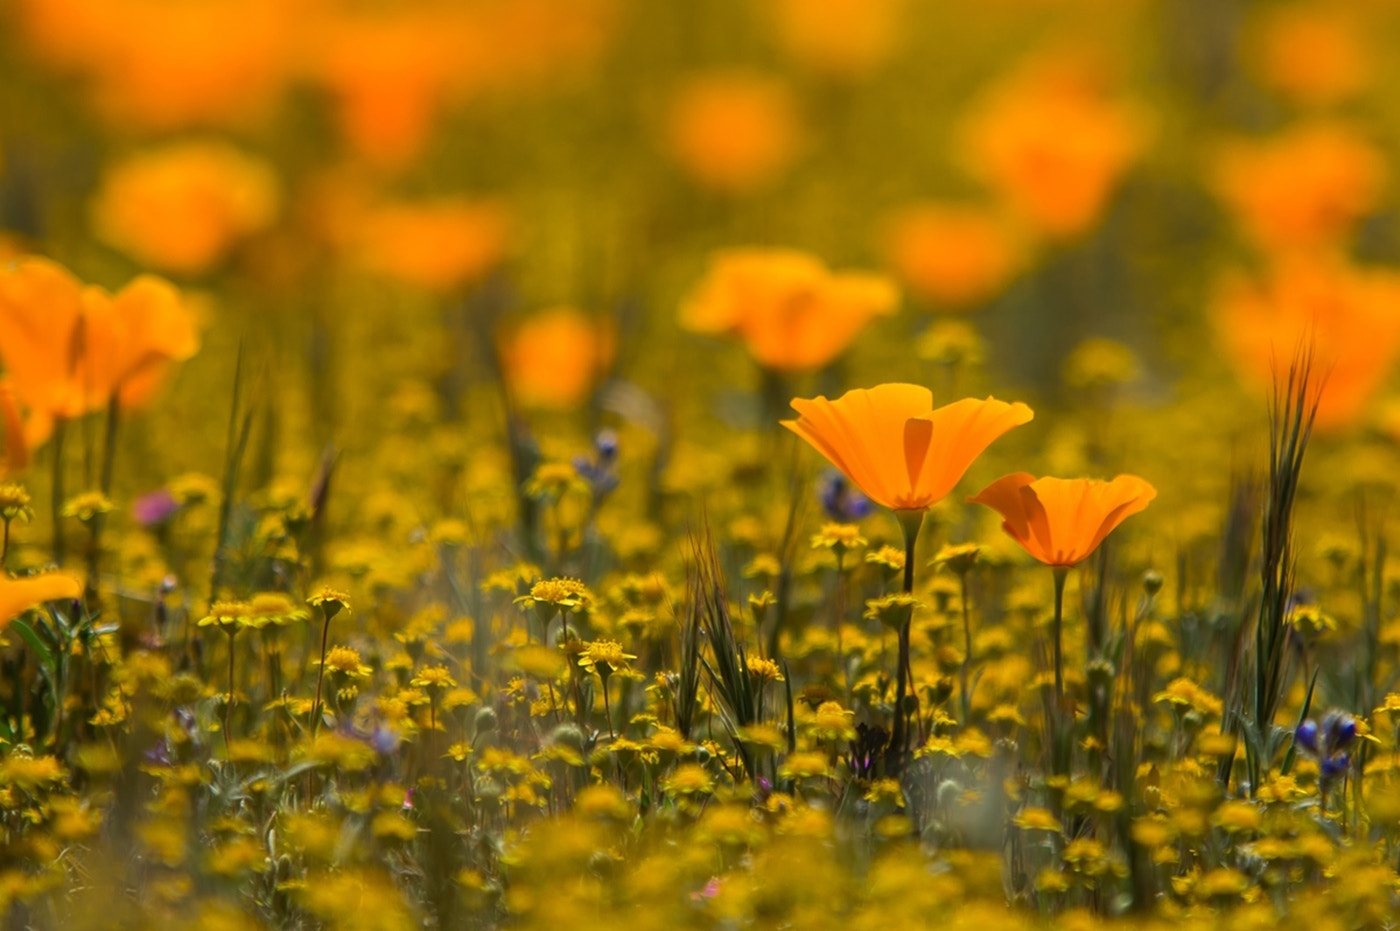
[782,383,1033,513]
[1250,5,1371,108]
[16,0,300,130]
[0,257,199,447]
[354,199,511,293]
[957,52,1149,240]
[880,203,1022,309]
[1212,122,1385,255]
[1212,256,1400,432]
[681,249,897,372]
[665,72,804,194]
[497,308,615,410]
[766,0,906,79]
[91,141,280,276]
[969,472,1156,568]
[0,572,83,632]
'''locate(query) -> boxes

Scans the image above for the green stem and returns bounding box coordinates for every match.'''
[51,418,67,566]
[959,570,972,725]
[311,612,332,741]
[1052,567,1069,706]
[85,398,121,602]
[889,510,922,772]
[225,630,237,753]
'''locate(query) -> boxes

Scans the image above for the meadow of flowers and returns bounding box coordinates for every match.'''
[4,0,1400,928]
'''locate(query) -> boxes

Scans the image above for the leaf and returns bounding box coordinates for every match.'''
[10,618,56,681]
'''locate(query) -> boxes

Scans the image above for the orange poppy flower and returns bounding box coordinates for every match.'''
[354,198,511,293]
[90,140,280,276]
[766,0,907,80]
[1212,122,1385,256]
[879,203,1023,309]
[17,0,299,131]
[957,52,1149,240]
[969,473,1156,568]
[497,307,615,410]
[665,71,805,194]
[0,572,82,632]
[1249,6,1371,108]
[1212,256,1400,432]
[0,257,199,447]
[782,383,1033,512]
[681,248,897,372]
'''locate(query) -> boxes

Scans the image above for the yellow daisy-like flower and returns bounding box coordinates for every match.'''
[410,665,458,692]
[810,522,867,554]
[198,600,252,633]
[307,586,351,621]
[577,640,636,679]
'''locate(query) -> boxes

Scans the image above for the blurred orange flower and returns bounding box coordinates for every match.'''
[970,473,1156,568]
[1250,5,1370,107]
[1212,256,1400,432]
[880,203,1022,309]
[355,199,511,293]
[666,72,804,194]
[0,257,199,447]
[783,383,1033,512]
[1212,122,1385,255]
[314,9,466,170]
[681,249,897,372]
[91,141,280,276]
[766,0,907,79]
[498,308,615,410]
[16,0,300,130]
[958,53,1149,240]
[0,572,83,632]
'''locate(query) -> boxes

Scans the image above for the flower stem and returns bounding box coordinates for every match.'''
[224,630,237,753]
[1052,567,1068,706]
[889,510,922,772]
[959,569,972,724]
[311,611,332,741]
[51,418,67,566]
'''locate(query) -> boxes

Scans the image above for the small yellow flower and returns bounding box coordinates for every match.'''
[810,701,856,742]
[410,665,458,692]
[863,592,922,629]
[523,462,588,501]
[0,484,32,523]
[577,640,636,680]
[61,490,114,523]
[1012,806,1062,833]
[810,523,866,555]
[307,586,351,621]
[931,542,983,575]
[198,600,251,633]
[324,646,372,679]
[662,763,715,797]
[746,657,784,683]
[516,577,592,614]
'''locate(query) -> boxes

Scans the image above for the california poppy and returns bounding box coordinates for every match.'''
[0,572,82,632]
[0,257,200,447]
[970,471,1154,718]
[497,307,616,411]
[665,71,805,194]
[1212,122,1384,256]
[783,384,1033,513]
[1212,255,1400,432]
[786,383,1030,770]
[354,198,510,293]
[957,51,1149,240]
[969,472,1156,568]
[879,203,1022,309]
[682,249,898,373]
[90,140,280,275]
